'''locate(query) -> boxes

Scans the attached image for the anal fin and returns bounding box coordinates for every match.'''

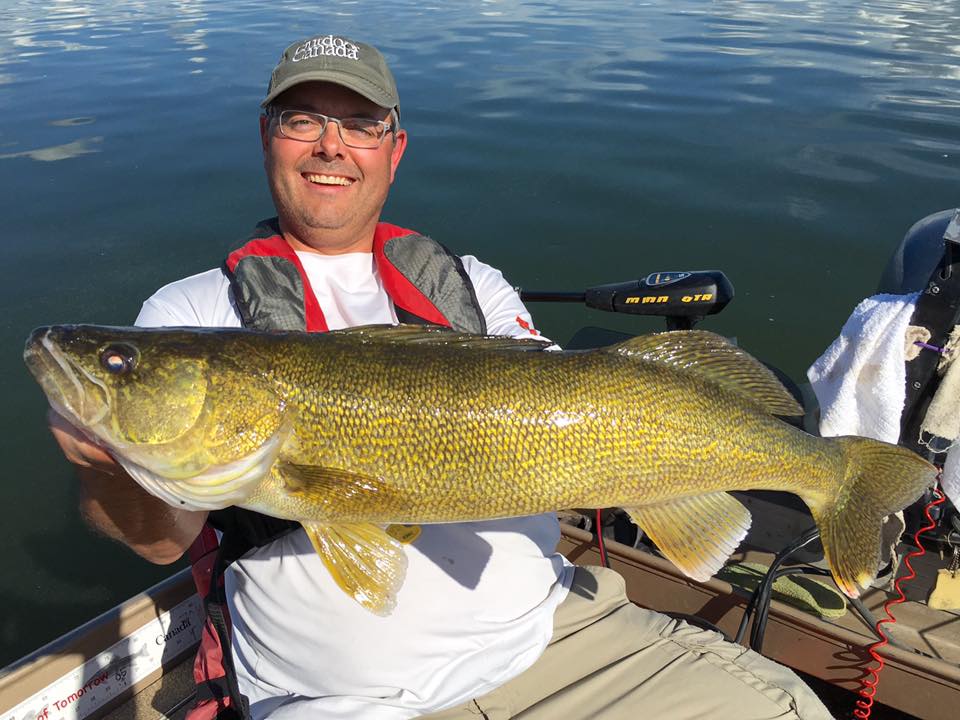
[302,521,408,616]
[625,492,751,582]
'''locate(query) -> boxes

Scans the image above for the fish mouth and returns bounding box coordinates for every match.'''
[24,326,111,432]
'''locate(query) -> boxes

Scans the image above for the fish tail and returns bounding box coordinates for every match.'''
[808,436,936,598]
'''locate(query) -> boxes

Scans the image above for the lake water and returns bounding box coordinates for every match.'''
[2,0,960,666]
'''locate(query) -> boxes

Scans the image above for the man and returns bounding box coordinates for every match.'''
[50,33,833,719]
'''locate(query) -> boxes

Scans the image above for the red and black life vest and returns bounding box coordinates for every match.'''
[186,219,486,719]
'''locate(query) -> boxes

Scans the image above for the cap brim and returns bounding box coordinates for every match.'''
[261,70,398,110]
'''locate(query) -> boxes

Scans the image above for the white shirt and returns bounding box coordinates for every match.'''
[136,250,573,719]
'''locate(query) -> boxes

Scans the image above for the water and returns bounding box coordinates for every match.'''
[2,0,960,666]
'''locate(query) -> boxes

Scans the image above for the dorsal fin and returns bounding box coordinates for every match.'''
[604,330,802,416]
[329,323,550,351]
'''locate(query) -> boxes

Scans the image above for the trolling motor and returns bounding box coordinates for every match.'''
[519,270,734,330]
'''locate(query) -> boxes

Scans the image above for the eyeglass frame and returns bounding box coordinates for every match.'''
[265,106,398,148]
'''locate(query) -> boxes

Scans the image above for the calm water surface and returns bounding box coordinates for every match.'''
[2,0,960,665]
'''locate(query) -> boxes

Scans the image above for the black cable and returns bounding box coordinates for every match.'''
[847,595,881,636]
[739,551,911,652]
[735,527,821,648]
[751,566,830,650]
[735,576,763,645]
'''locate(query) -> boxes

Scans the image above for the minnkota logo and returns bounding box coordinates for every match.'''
[292,35,360,62]
[624,293,714,304]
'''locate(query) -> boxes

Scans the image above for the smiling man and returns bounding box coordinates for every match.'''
[261,83,405,252]
[48,33,833,720]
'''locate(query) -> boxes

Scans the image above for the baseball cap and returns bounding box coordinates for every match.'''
[261,34,400,115]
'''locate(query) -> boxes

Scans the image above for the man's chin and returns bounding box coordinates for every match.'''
[281,215,379,253]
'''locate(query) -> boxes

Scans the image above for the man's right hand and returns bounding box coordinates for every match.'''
[47,408,208,564]
[48,408,119,472]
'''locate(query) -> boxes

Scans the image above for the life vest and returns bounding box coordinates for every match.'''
[225,217,486,333]
[186,219,486,720]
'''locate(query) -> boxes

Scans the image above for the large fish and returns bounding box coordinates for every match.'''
[25,324,936,614]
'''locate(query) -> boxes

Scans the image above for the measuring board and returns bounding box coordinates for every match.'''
[4,595,203,720]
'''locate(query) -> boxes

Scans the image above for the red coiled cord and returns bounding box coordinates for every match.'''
[853,484,946,719]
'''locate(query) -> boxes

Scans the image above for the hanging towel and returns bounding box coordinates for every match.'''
[807,292,960,509]
[807,293,920,442]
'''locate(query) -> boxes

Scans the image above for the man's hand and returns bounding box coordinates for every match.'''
[48,408,118,472]
[47,408,207,564]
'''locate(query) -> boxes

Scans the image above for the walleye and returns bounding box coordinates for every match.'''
[25,324,936,615]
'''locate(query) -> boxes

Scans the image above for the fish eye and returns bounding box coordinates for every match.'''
[99,344,137,375]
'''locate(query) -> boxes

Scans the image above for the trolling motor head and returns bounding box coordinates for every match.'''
[879,208,960,295]
[519,270,734,330]
[584,271,734,330]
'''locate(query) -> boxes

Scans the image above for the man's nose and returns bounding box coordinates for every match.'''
[314,120,344,156]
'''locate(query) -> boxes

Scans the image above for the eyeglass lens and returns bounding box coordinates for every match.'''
[279,110,387,148]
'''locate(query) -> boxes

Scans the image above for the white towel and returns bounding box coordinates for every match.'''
[807,293,919,442]
[806,292,960,508]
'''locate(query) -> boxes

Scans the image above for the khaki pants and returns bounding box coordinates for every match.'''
[422,566,833,720]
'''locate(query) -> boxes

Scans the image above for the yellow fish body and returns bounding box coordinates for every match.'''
[24,324,936,614]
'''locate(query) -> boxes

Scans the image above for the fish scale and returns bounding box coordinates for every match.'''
[25,323,938,614]
[259,336,859,519]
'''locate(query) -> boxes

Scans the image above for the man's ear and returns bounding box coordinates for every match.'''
[260,114,271,153]
[389,129,408,183]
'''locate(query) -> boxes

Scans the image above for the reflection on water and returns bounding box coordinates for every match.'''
[0,0,210,64]
[0,136,102,162]
[2,0,960,666]
[48,117,95,127]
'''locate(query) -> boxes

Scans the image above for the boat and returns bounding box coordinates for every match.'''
[4,230,960,719]
[2,512,958,719]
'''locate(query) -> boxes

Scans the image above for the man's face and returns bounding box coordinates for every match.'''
[260,81,407,252]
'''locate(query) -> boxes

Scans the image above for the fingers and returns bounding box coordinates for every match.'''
[47,408,118,472]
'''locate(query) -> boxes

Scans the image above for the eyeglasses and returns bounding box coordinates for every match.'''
[271,108,394,149]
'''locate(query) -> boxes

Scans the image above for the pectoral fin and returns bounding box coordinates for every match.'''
[301,522,408,616]
[625,492,751,582]
[278,462,393,505]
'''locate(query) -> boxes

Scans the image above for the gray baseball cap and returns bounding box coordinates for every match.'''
[261,34,400,114]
